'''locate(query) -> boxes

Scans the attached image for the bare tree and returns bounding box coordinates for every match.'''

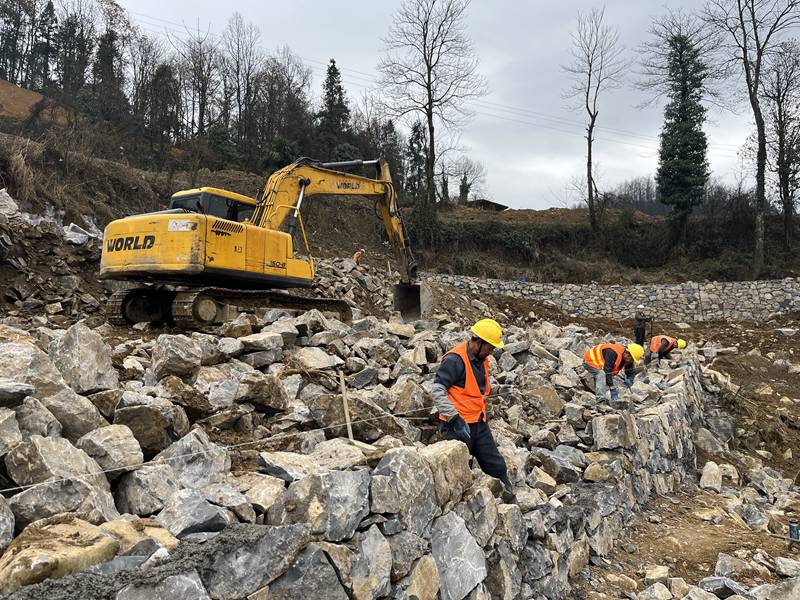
[454,156,486,203]
[378,0,487,227]
[763,39,800,249]
[562,7,628,232]
[704,0,800,277]
[170,25,221,137]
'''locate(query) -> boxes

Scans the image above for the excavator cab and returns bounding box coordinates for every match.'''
[169,188,256,222]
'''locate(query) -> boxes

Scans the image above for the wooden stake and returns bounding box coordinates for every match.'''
[339,371,354,442]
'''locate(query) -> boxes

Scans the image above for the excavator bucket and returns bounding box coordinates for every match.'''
[393,282,431,321]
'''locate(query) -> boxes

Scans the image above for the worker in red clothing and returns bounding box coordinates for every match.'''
[645,335,686,366]
[431,318,515,501]
[583,342,644,402]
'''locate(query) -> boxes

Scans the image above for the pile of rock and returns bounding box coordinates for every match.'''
[0,304,796,599]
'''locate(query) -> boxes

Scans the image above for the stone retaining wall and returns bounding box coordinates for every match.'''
[425,273,800,321]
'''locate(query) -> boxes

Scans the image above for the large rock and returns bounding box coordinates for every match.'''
[309,438,368,470]
[430,511,488,600]
[156,488,233,538]
[775,556,800,577]
[197,523,312,600]
[231,371,289,412]
[13,396,61,437]
[351,525,392,600]
[291,346,344,370]
[49,323,119,394]
[150,334,202,380]
[238,330,284,352]
[370,447,438,536]
[0,496,12,553]
[113,395,190,457]
[40,387,108,442]
[0,407,21,457]
[0,379,34,409]
[698,576,753,598]
[700,461,722,493]
[200,482,255,523]
[0,341,67,399]
[0,517,119,596]
[592,413,637,450]
[309,391,419,443]
[419,440,473,511]
[4,434,108,490]
[496,503,527,554]
[116,570,210,600]
[485,541,522,600]
[267,469,370,541]
[76,425,143,481]
[453,487,499,548]
[154,428,230,489]
[258,451,326,482]
[9,477,119,530]
[268,543,348,600]
[387,530,428,582]
[115,463,181,516]
[234,472,287,513]
[405,554,440,600]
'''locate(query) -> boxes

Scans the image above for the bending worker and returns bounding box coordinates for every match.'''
[432,318,515,500]
[645,335,686,365]
[583,342,644,402]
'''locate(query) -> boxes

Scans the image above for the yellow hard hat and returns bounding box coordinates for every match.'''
[471,318,504,349]
[626,343,644,364]
[677,339,687,349]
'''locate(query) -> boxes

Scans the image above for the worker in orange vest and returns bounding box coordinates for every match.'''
[645,335,686,365]
[352,248,366,264]
[431,318,514,500]
[583,342,644,402]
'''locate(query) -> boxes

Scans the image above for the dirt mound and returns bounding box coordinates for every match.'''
[0,79,71,128]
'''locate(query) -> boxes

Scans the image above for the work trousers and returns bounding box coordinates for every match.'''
[441,420,509,485]
[633,323,646,347]
[583,363,608,402]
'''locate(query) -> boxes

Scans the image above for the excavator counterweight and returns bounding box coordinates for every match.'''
[100,158,425,326]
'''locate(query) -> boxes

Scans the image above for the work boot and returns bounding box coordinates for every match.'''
[500,479,518,504]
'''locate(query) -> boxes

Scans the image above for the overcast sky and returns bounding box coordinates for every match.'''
[123,0,754,210]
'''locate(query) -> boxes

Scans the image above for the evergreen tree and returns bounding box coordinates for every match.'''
[403,120,427,207]
[83,28,128,122]
[29,1,58,92]
[316,59,350,158]
[55,10,95,101]
[655,32,710,246]
[378,119,405,193]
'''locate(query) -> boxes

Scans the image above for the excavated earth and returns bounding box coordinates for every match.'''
[0,189,797,600]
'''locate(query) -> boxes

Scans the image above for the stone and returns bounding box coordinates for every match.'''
[0,341,68,399]
[0,379,34,409]
[258,451,325,482]
[233,372,289,412]
[695,427,726,455]
[0,407,21,457]
[115,570,210,600]
[351,525,392,600]
[234,472,287,513]
[528,385,564,415]
[568,536,590,577]
[370,447,438,536]
[527,466,558,495]
[496,503,527,553]
[583,462,610,482]
[291,346,345,370]
[430,511,487,600]
[0,496,13,553]
[644,565,670,586]
[387,530,428,582]
[76,425,143,481]
[592,414,635,450]
[419,440,473,511]
[606,573,638,592]
[698,576,752,598]
[49,323,119,394]
[100,517,178,553]
[0,517,120,596]
[774,556,800,577]
[309,391,419,443]
[637,583,672,600]
[4,434,108,490]
[9,477,119,530]
[200,482,256,523]
[115,463,181,516]
[87,389,123,419]
[156,488,233,538]
[267,543,348,600]
[766,578,800,600]
[309,438,367,470]
[485,540,522,600]
[668,578,690,597]
[238,330,284,352]
[154,428,230,489]
[197,523,311,599]
[150,334,203,380]
[260,319,300,346]
[113,396,190,457]
[700,461,722,493]
[405,554,440,600]
[454,487,499,548]
[715,553,753,579]
[267,469,370,542]
[40,387,108,443]
[318,541,355,589]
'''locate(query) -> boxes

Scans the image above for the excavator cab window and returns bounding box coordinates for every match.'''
[169,192,254,223]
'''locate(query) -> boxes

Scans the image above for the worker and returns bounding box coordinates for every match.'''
[432,318,515,501]
[352,248,366,264]
[583,342,644,402]
[645,335,686,365]
[633,305,652,347]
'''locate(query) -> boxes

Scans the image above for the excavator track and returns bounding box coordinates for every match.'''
[107,285,353,328]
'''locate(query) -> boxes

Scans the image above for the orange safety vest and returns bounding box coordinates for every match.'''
[439,341,491,423]
[584,343,625,374]
[650,335,677,354]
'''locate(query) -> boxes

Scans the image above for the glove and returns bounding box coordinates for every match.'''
[449,415,471,444]
[610,389,619,402]
[623,379,633,390]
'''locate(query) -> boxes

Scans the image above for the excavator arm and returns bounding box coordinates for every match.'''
[250,158,425,318]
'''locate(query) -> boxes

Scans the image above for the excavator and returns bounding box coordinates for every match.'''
[99,158,425,327]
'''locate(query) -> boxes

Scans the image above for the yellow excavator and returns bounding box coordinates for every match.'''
[99,158,424,327]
